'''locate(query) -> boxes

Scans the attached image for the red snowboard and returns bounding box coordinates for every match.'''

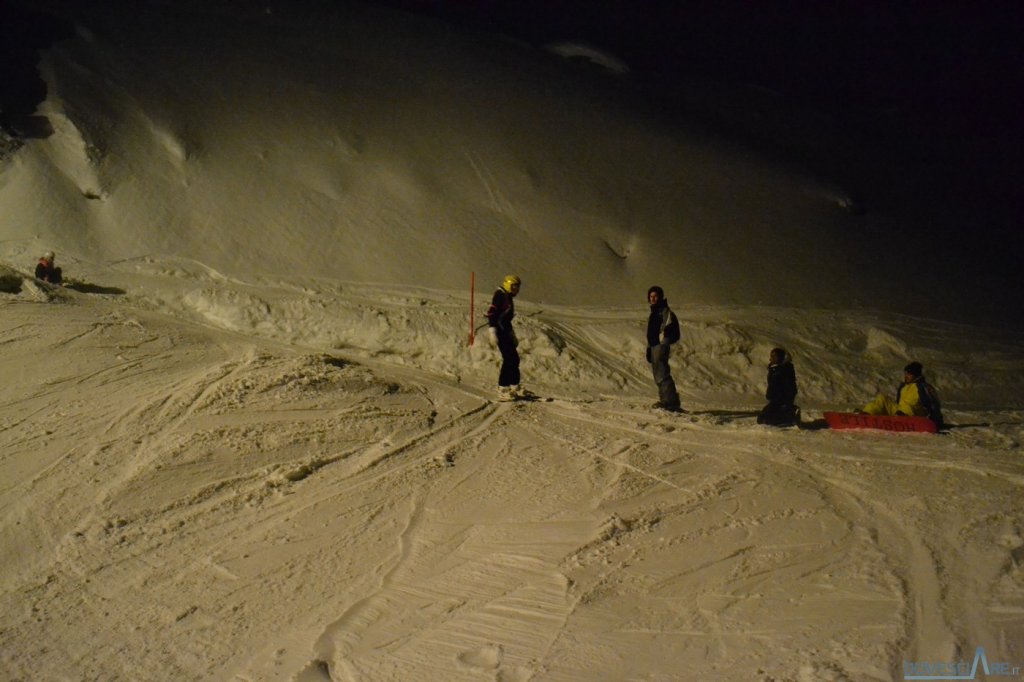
[824,411,938,434]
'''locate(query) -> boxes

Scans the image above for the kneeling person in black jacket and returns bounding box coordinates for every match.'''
[758,347,800,426]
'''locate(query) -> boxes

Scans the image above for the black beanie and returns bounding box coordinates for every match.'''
[904,361,923,378]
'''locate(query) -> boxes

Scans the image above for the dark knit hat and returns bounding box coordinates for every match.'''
[904,361,923,378]
[647,285,665,299]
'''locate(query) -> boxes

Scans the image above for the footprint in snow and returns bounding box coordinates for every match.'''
[456,643,503,670]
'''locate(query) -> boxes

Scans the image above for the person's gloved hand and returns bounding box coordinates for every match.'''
[487,327,498,347]
[645,346,652,363]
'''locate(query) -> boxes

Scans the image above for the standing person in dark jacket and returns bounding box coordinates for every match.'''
[757,347,800,426]
[645,285,681,412]
[486,274,522,401]
[34,250,62,285]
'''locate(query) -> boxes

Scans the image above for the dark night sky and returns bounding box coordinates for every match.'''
[380,0,1024,247]
[381,3,1019,115]
[382,1,1022,150]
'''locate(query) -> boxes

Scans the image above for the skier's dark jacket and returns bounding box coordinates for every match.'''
[486,288,515,337]
[766,360,798,406]
[647,299,680,349]
[35,259,62,285]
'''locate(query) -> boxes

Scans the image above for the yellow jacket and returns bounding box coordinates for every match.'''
[894,381,928,416]
[863,378,943,426]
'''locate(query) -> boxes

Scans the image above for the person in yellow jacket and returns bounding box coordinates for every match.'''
[859,362,943,427]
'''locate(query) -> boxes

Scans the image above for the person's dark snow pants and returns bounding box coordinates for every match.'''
[497,334,520,387]
[650,343,680,410]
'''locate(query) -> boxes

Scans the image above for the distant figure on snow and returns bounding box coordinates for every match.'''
[858,361,943,428]
[757,347,800,426]
[645,285,681,412]
[486,274,524,401]
[34,251,63,285]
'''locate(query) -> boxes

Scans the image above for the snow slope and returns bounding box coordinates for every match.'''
[2,0,1015,322]
[1,2,1022,680]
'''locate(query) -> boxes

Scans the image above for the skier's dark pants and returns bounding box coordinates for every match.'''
[497,334,520,387]
[758,402,798,426]
[650,343,680,409]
